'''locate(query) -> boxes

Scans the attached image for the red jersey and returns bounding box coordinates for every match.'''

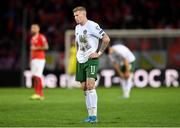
[31,34,48,59]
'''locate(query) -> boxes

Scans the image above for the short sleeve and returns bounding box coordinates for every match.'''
[42,36,47,43]
[40,35,47,46]
[75,26,79,43]
[90,22,105,39]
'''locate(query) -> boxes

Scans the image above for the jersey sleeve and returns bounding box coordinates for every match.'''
[40,35,48,46]
[74,26,79,50]
[75,26,78,42]
[90,22,105,39]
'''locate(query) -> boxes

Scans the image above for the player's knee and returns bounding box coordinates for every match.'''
[81,82,87,91]
[86,78,96,90]
[82,85,87,91]
[86,83,95,90]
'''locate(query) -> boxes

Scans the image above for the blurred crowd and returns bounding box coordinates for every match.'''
[0,0,180,70]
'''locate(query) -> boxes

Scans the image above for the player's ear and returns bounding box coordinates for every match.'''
[82,10,86,16]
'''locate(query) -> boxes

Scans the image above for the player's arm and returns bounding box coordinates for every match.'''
[123,58,130,79]
[98,34,110,56]
[89,23,110,58]
[31,43,48,50]
[75,38,79,51]
[112,61,124,78]
[31,36,49,50]
[89,33,110,58]
[31,42,48,50]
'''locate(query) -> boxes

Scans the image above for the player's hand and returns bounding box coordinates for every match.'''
[124,71,130,79]
[31,46,37,50]
[118,72,124,78]
[89,52,99,58]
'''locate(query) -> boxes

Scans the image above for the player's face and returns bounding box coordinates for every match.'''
[31,25,40,35]
[74,11,86,24]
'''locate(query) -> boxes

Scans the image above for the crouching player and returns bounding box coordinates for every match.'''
[108,43,135,98]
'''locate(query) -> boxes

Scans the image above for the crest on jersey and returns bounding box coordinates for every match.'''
[83,30,87,35]
[96,26,101,30]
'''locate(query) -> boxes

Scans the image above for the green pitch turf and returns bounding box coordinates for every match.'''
[0,87,180,127]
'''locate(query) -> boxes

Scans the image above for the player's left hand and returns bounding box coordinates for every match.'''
[89,52,99,58]
[31,45,37,50]
[124,71,130,79]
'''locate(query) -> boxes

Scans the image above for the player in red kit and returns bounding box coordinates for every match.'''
[30,24,49,100]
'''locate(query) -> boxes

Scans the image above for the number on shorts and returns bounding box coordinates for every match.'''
[90,66,96,75]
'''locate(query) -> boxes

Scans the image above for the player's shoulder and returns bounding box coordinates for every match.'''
[87,20,99,27]
[75,24,81,31]
[39,33,48,42]
[39,33,45,37]
[38,33,45,38]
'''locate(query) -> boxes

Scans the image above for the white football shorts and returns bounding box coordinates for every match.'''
[31,59,45,77]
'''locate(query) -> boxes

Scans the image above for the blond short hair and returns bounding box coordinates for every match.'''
[73,6,86,13]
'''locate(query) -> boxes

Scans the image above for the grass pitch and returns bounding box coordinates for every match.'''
[0,87,180,127]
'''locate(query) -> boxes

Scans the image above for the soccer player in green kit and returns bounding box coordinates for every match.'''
[73,6,110,123]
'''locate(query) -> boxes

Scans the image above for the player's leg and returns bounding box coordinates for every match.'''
[30,59,39,97]
[30,59,45,100]
[85,59,99,122]
[75,61,92,121]
[35,59,45,97]
[81,81,92,122]
[121,62,135,98]
[86,78,97,122]
[121,75,133,98]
